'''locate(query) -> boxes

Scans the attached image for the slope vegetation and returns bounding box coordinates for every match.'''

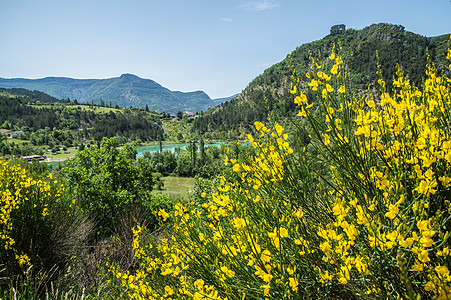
[193,23,450,136]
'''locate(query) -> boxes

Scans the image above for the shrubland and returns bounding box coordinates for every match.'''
[0,36,450,299]
[193,23,450,138]
[0,138,173,298]
[106,39,451,299]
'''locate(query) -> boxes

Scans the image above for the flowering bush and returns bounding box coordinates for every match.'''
[0,160,68,274]
[107,38,451,299]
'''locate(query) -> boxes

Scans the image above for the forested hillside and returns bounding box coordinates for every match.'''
[193,23,450,136]
[0,88,163,155]
[0,88,66,104]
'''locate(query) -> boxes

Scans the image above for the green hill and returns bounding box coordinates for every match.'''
[0,88,165,157]
[0,73,217,114]
[193,23,450,137]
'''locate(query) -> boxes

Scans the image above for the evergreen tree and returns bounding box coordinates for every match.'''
[199,138,205,167]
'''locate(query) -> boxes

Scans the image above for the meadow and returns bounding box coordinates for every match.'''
[44,147,78,161]
[1,40,450,299]
[152,176,195,197]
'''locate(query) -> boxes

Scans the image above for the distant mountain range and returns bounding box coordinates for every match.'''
[0,73,236,114]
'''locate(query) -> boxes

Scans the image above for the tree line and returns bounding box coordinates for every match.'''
[0,93,164,155]
[192,23,450,137]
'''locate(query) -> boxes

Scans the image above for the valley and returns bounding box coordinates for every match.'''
[0,74,236,114]
[1,22,451,299]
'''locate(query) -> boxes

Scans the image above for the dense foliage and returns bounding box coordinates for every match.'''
[0,91,164,155]
[0,139,173,298]
[62,137,157,237]
[106,38,451,299]
[0,159,80,288]
[193,23,450,136]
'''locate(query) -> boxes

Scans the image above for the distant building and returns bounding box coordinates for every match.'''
[330,24,346,35]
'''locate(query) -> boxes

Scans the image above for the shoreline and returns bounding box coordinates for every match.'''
[12,140,239,164]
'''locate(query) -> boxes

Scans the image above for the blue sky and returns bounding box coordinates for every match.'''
[0,0,450,99]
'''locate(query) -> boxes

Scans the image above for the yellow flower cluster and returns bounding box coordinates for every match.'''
[108,38,451,299]
[107,121,312,299]
[293,40,451,297]
[0,160,63,268]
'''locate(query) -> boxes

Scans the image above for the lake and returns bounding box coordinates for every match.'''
[44,142,227,168]
[136,142,223,158]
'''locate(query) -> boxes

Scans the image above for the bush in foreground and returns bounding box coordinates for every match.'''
[108,40,451,299]
[0,159,86,298]
[62,137,157,238]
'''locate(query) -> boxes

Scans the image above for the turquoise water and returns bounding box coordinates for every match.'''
[136,143,188,158]
[44,143,226,168]
[136,143,223,158]
[44,145,190,168]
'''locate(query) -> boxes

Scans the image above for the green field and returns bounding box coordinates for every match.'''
[35,103,124,114]
[45,147,78,161]
[4,138,29,145]
[152,176,195,198]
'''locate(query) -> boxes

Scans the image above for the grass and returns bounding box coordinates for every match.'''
[45,147,78,161]
[152,176,195,198]
[4,138,29,145]
[35,103,123,114]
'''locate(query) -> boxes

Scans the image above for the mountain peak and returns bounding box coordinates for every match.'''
[0,74,218,114]
[120,73,140,80]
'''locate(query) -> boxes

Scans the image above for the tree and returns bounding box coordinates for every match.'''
[177,132,184,142]
[188,140,197,171]
[199,138,206,167]
[62,137,154,237]
[176,151,193,177]
[144,150,177,176]
[176,111,183,120]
